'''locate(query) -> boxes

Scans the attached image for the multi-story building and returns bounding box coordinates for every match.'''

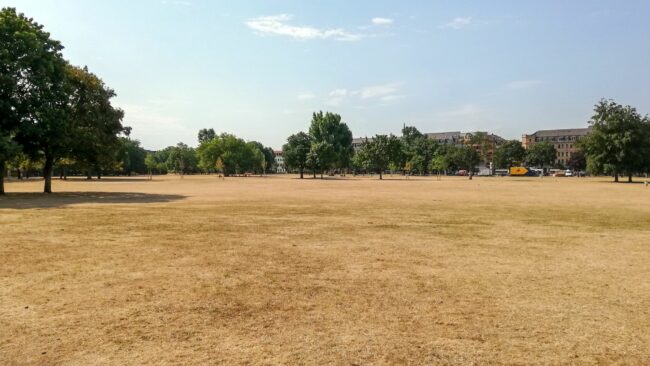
[352,137,373,152]
[274,150,286,173]
[522,127,592,166]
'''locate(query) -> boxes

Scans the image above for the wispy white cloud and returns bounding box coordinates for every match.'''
[329,89,348,97]
[296,92,315,100]
[245,14,364,41]
[372,17,393,25]
[441,17,472,30]
[505,79,545,90]
[358,82,402,99]
[325,83,404,105]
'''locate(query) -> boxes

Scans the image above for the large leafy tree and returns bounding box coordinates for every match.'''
[308,111,353,172]
[357,134,403,180]
[67,66,126,179]
[581,99,650,182]
[249,141,275,173]
[449,145,480,176]
[283,132,311,179]
[307,141,335,179]
[525,141,556,170]
[167,142,197,175]
[118,138,147,176]
[467,132,495,168]
[197,128,215,144]
[196,133,263,175]
[0,7,66,193]
[493,140,525,168]
[567,150,587,172]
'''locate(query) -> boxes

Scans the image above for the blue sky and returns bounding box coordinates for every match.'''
[4,0,650,150]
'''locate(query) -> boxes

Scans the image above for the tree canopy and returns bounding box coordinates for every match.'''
[581,99,650,182]
[525,141,556,169]
[283,132,311,179]
[493,140,525,169]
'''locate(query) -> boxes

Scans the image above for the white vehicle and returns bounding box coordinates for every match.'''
[565,169,573,177]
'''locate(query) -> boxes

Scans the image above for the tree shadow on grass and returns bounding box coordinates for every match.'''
[0,192,186,209]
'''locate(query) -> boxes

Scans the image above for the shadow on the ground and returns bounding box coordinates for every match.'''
[0,192,186,209]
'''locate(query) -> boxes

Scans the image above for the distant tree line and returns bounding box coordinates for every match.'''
[283,101,649,182]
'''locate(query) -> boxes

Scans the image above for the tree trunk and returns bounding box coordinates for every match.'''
[628,173,632,183]
[379,171,383,180]
[614,172,619,182]
[43,154,54,193]
[17,169,22,180]
[300,169,304,179]
[97,171,102,180]
[87,170,92,180]
[313,171,316,179]
[0,160,5,195]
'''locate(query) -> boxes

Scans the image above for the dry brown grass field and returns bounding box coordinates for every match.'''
[1,175,649,365]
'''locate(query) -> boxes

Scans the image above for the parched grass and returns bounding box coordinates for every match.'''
[1,175,649,365]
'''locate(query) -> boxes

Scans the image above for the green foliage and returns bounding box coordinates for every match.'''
[1,7,67,192]
[66,65,126,175]
[307,141,335,178]
[429,154,450,174]
[448,145,481,172]
[283,132,312,178]
[118,138,147,175]
[567,149,586,172]
[356,134,403,179]
[401,125,437,174]
[249,141,275,172]
[196,133,262,175]
[493,140,525,168]
[467,132,494,166]
[197,128,216,144]
[168,142,197,174]
[308,111,353,171]
[525,141,556,168]
[581,99,650,182]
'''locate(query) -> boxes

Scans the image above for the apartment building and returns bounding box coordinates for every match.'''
[274,150,286,173]
[522,127,592,166]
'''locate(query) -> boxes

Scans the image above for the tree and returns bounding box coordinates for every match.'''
[144,153,158,177]
[118,138,147,176]
[581,99,650,182]
[249,141,275,173]
[525,141,556,171]
[401,125,437,175]
[307,141,335,179]
[0,7,66,193]
[357,134,403,180]
[308,111,353,172]
[567,150,587,173]
[467,132,494,168]
[283,132,311,179]
[450,145,480,178]
[196,133,262,176]
[168,142,197,175]
[198,128,216,144]
[493,140,526,169]
[215,157,224,177]
[67,66,126,179]
[429,155,449,179]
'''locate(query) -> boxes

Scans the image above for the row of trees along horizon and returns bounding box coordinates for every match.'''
[2,8,650,194]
